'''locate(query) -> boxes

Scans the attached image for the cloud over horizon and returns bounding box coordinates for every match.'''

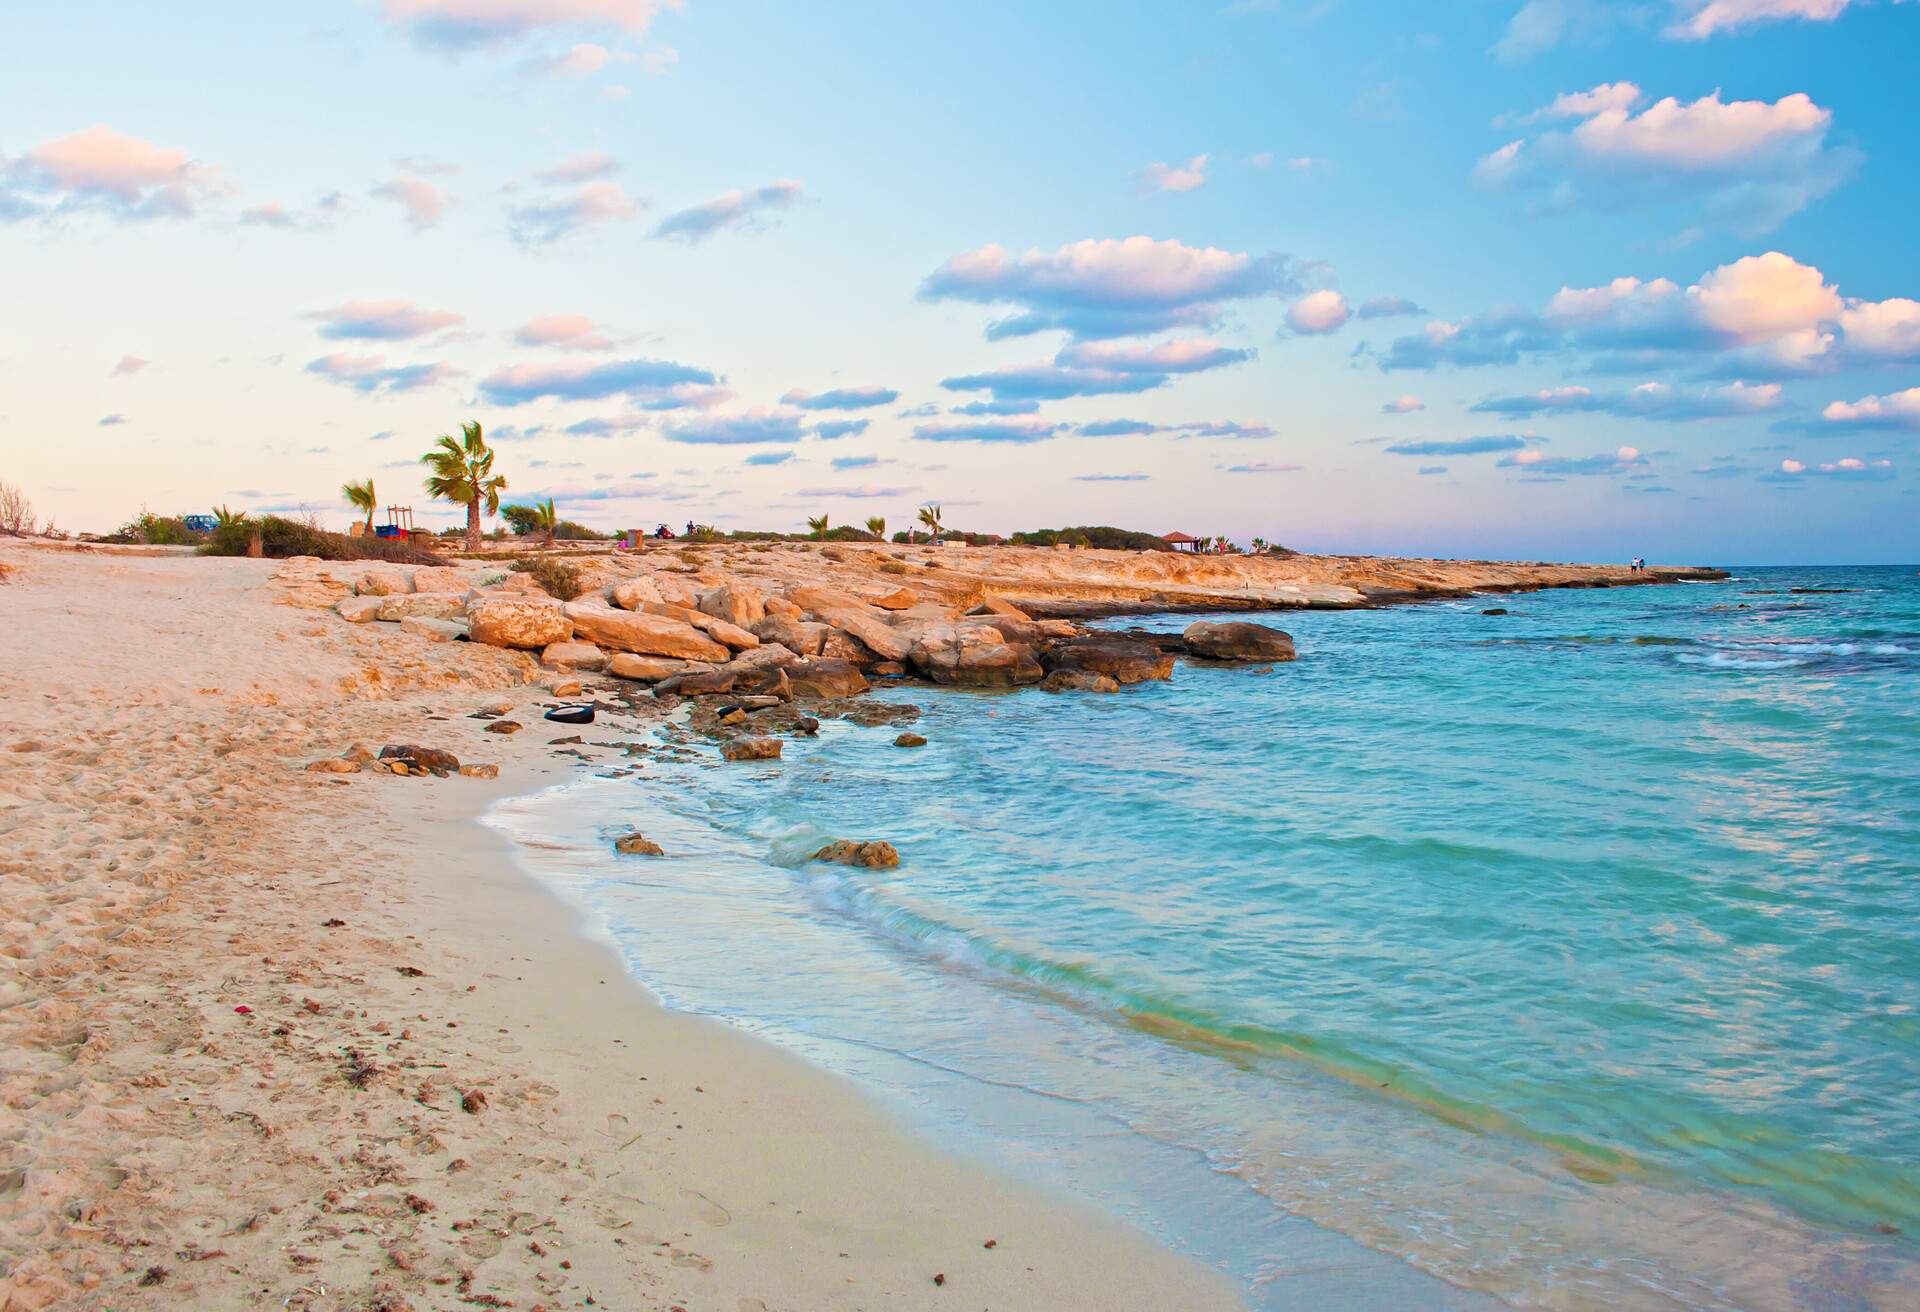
[652,179,801,242]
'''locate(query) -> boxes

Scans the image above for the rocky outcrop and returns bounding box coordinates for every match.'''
[908,625,1044,688]
[376,592,467,622]
[468,597,572,650]
[400,616,469,642]
[1042,636,1173,684]
[817,607,909,661]
[969,597,1032,621]
[562,600,730,661]
[541,640,607,670]
[812,839,899,869]
[819,627,881,667]
[1182,620,1296,662]
[786,659,869,699]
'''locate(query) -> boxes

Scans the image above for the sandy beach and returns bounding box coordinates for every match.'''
[0,538,1264,1311]
[0,536,1726,1310]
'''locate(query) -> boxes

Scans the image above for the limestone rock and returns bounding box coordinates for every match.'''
[485,720,522,735]
[724,643,800,672]
[610,576,665,611]
[400,616,469,643]
[786,659,869,699]
[335,596,385,623]
[563,600,729,661]
[869,587,918,611]
[410,566,464,593]
[606,653,701,683]
[969,596,1032,621]
[459,763,499,779]
[764,596,803,619]
[720,737,782,762]
[753,615,829,656]
[1044,637,1173,684]
[820,626,881,667]
[907,625,1043,688]
[355,572,411,597]
[816,607,910,662]
[698,581,767,630]
[1182,620,1297,663]
[812,839,899,869]
[377,592,466,622]
[614,832,665,856]
[468,597,572,650]
[894,732,928,748]
[305,757,359,774]
[541,640,607,671]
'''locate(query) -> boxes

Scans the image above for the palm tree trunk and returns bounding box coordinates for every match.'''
[466,497,481,552]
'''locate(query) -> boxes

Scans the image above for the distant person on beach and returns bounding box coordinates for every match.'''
[686,519,696,538]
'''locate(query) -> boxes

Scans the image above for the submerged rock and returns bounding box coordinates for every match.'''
[812,839,900,869]
[894,732,928,748]
[1038,669,1121,694]
[614,832,665,856]
[1182,620,1296,663]
[720,737,782,762]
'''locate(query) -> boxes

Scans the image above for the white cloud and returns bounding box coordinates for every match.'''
[513,313,614,350]
[1821,387,1920,431]
[509,180,641,244]
[651,179,801,242]
[1839,297,1920,360]
[533,151,618,182]
[1670,0,1856,40]
[1136,154,1210,194]
[372,173,452,229]
[380,0,681,50]
[1286,289,1351,334]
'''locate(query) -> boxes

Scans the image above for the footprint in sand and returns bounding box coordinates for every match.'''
[604,1112,630,1139]
[678,1186,732,1227]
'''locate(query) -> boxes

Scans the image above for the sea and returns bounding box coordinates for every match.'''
[485,564,1920,1311]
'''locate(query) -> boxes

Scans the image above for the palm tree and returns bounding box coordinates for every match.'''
[806,513,830,540]
[917,503,943,542]
[213,503,249,527]
[533,497,558,548]
[1250,536,1267,554]
[421,420,508,552]
[341,477,377,533]
[864,515,887,541]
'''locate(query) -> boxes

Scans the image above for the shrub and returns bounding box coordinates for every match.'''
[553,519,605,541]
[1010,525,1173,552]
[0,481,36,535]
[877,559,909,576]
[509,556,584,600]
[102,512,207,546]
[201,514,442,564]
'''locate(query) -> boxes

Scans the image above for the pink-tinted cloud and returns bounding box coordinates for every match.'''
[1286,290,1352,334]
[1821,388,1920,432]
[514,313,615,350]
[780,385,900,410]
[510,180,641,243]
[1,124,220,222]
[305,353,462,395]
[1382,395,1425,414]
[381,0,681,49]
[307,298,464,341]
[112,355,150,376]
[372,173,452,229]
[651,179,802,242]
[1670,0,1855,40]
[532,151,618,183]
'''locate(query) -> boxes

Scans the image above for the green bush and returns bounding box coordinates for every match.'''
[102,512,207,546]
[200,515,442,564]
[1010,525,1173,552]
[508,555,584,600]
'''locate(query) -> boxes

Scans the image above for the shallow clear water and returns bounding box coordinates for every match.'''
[490,565,1920,1310]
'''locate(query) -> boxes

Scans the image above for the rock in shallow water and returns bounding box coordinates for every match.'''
[1044,637,1173,684]
[812,839,900,869]
[614,832,665,855]
[720,737,782,762]
[1038,669,1121,694]
[1181,620,1297,663]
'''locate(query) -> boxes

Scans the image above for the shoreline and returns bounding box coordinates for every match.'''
[0,540,1243,1311]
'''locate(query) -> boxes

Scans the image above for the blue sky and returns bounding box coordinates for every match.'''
[2,0,1915,563]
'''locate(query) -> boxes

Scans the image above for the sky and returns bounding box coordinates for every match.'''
[2,0,1916,564]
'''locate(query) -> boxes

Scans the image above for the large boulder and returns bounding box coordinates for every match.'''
[610,576,664,611]
[541,640,607,671]
[1044,637,1174,685]
[1183,620,1297,662]
[819,627,881,667]
[720,737,782,762]
[816,607,909,661]
[812,839,899,869]
[410,566,464,594]
[468,597,572,650]
[908,626,1044,688]
[354,572,412,597]
[786,659,869,699]
[563,601,730,661]
[697,582,767,630]
[969,596,1031,621]
[336,596,385,623]
[764,595,804,620]
[868,587,918,611]
[724,643,800,672]
[377,592,466,622]
[785,583,865,614]
[753,615,829,656]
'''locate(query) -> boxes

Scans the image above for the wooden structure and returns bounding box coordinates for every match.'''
[1163,531,1202,553]
[376,505,415,540]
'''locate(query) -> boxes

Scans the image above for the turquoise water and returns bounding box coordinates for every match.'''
[491,566,1920,1310]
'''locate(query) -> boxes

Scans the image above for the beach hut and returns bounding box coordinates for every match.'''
[1162,532,1202,553]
